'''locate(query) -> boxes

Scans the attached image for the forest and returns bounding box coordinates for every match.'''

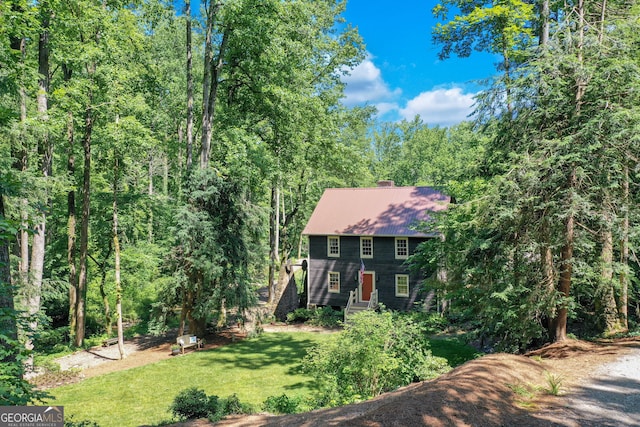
[1,0,640,409]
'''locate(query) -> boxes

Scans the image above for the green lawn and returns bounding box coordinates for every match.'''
[429,337,483,367]
[48,332,334,427]
[47,331,480,427]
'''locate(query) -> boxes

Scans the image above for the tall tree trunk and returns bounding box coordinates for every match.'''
[599,201,619,333]
[555,0,585,342]
[113,154,125,359]
[64,65,78,343]
[12,34,30,300]
[555,168,575,342]
[268,184,280,304]
[97,256,112,335]
[539,0,550,45]
[200,2,214,169]
[75,96,93,347]
[26,9,52,352]
[185,0,194,171]
[619,163,629,331]
[200,3,229,169]
[540,219,556,334]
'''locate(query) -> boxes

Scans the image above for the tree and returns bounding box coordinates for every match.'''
[424,0,640,348]
[0,168,47,405]
[432,0,535,114]
[166,169,259,336]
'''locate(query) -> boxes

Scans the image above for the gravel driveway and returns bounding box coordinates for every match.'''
[548,347,640,426]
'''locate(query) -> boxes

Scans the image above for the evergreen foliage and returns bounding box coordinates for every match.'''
[418,0,640,349]
[162,169,261,334]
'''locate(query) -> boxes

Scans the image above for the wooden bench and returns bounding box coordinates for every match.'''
[102,337,119,347]
[176,335,202,354]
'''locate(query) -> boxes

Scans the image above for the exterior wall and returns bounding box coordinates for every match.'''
[307,235,429,311]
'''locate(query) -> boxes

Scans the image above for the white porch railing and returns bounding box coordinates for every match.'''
[344,288,359,323]
[344,288,379,323]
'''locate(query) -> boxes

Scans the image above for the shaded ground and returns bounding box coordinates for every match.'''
[37,330,640,426]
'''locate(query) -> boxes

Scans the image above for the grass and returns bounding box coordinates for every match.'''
[544,372,563,395]
[507,382,540,409]
[47,332,334,427]
[429,337,483,367]
[47,332,481,427]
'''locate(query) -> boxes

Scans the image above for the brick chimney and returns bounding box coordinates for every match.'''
[377,180,395,187]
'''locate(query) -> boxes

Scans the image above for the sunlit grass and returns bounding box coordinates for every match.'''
[47,332,334,427]
[48,331,481,427]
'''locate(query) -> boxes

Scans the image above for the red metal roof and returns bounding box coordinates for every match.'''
[302,185,449,237]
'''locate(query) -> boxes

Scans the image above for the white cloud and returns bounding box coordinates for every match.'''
[341,55,479,126]
[341,55,401,106]
[372,102,398,117]
[399,87,477,127]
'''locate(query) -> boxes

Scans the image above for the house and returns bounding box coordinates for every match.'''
[302,181,449,312]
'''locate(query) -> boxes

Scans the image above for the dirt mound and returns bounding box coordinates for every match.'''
[210,354,550,427]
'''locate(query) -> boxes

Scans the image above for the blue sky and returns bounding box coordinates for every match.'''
[340,1,498,126]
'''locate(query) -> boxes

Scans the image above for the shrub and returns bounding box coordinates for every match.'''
[303,309,450,406]
[286,308,312,323]
[402,311,449,334]
[287,307,342,328]
[170,387,218,421]
[308,307,342,327]
[64,417,100,427]
[33,327,70,352]
[262,394,301,414]
[222,393,244,415]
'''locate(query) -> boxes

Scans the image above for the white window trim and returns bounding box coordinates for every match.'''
[395,274,409,297]
[327,236,340,258]
[328,271,340,293]
[395,237,409,260]
[360,236,374,259]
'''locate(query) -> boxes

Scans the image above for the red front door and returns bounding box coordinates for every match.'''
[361,273,374,301]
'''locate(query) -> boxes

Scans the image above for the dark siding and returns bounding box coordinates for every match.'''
[307,235,430,311]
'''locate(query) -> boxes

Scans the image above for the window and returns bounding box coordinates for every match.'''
[328,272,340,293]
[327,236,340,257]
[395,238,409,259]
[395,274,409,297]
[360,237,373,258]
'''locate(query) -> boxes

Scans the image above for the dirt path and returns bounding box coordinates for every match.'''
[533,346,640,426]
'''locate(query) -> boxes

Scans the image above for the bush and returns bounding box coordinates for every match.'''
[64,417,100,427]
[303,309,450,406]
[33,327,70,352]
[287,307,342,328]
[222,393,244,415]
[286,308,312,323]
[262,394,301,414]
[170,387,218,421]
[402,311,449,334]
